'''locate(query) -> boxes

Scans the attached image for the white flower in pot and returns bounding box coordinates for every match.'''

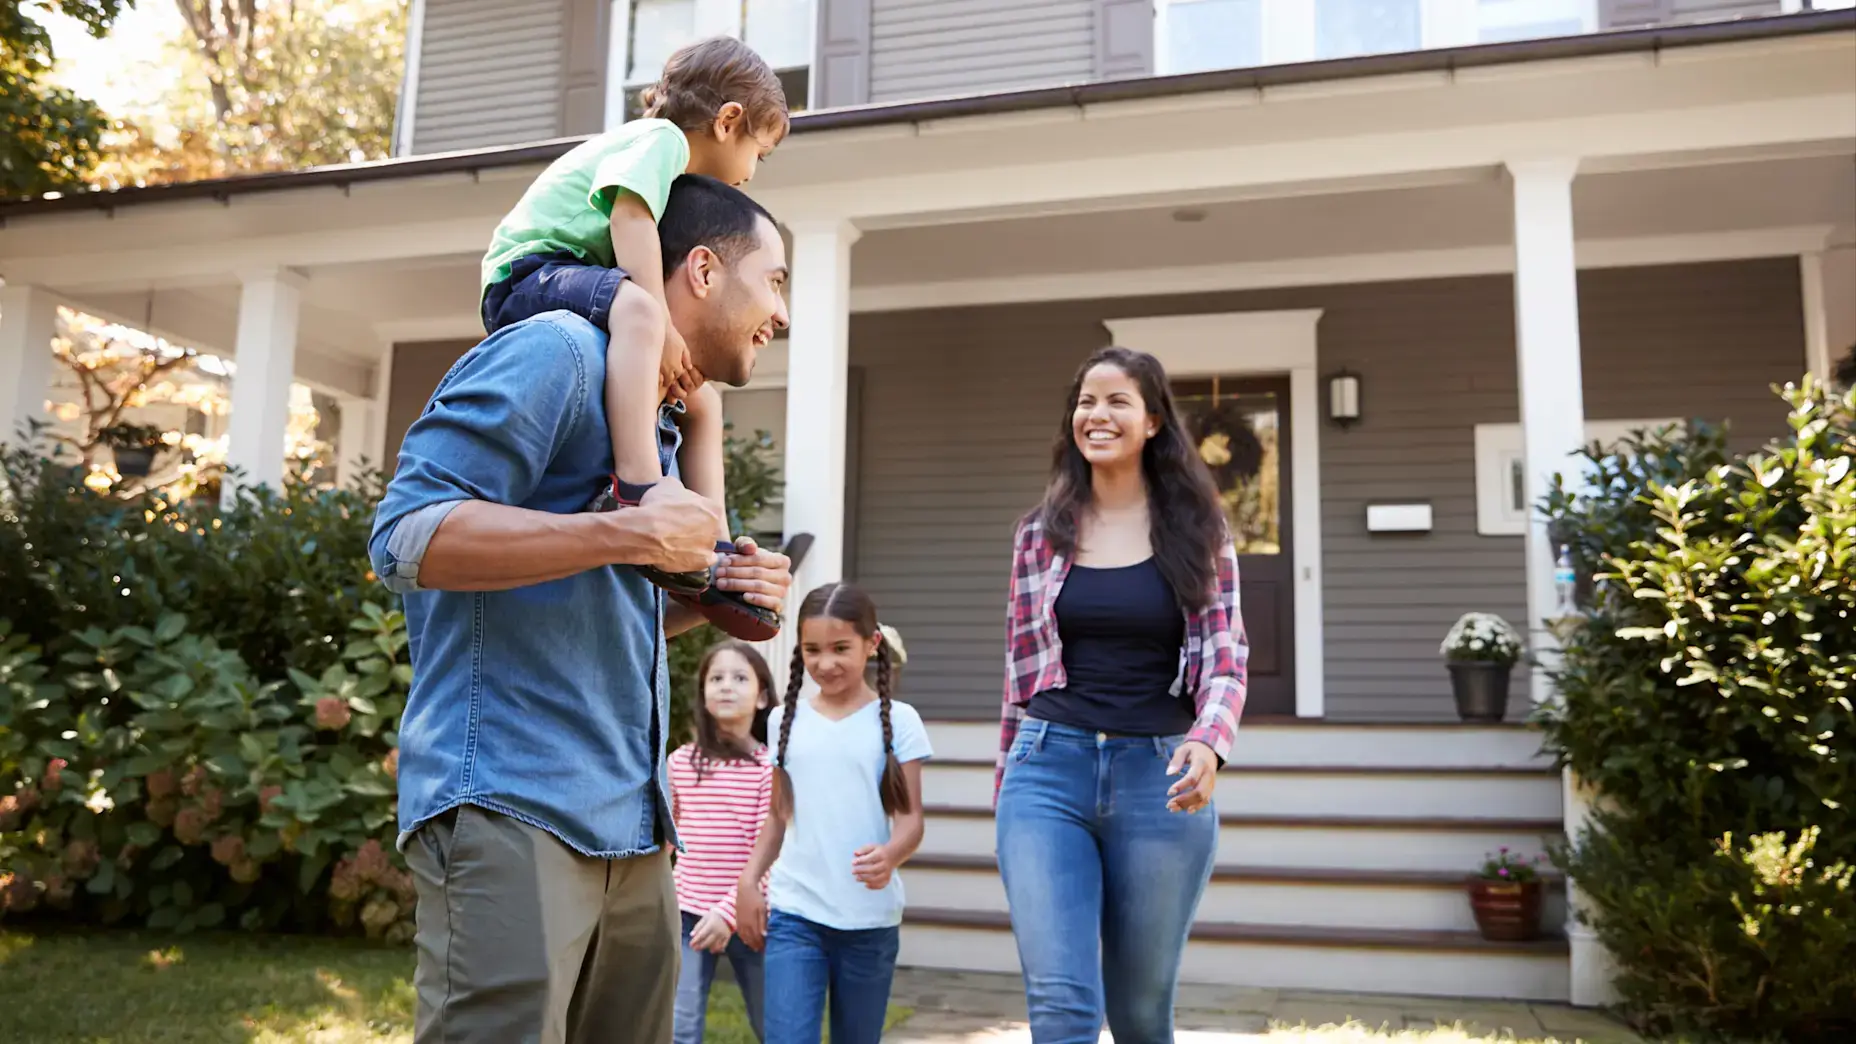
[1440,613,1524,722]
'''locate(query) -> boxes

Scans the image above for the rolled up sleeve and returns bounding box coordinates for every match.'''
[368,319,588,594]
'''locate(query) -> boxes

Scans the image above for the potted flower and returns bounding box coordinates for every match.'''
[864,623,907,691]
[99,422,166,479]
[1466,847,1545,941]
[1439,611,1524,722]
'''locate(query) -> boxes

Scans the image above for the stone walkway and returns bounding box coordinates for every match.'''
[884,970,1644,1043]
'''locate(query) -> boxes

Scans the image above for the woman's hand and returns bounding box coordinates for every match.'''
[851,843,898,890]
[1165,740,1219,814]
[734,879,769,951]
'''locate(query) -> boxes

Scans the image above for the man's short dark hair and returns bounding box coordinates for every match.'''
[659,174,776,274]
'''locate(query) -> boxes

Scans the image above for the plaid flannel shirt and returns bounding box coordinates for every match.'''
[996,514,1250,803]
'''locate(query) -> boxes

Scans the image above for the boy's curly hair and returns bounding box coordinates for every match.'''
[641,36,790,144]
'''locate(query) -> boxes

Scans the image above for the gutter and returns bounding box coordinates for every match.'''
[1,10,1850,221]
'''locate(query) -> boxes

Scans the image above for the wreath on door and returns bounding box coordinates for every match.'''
[1186,397,1265,491]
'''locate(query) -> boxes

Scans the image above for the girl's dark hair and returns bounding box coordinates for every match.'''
[1035,345,1226,610]
[772,582,912,823]
[641,36,790,144]
[690,639,775,783]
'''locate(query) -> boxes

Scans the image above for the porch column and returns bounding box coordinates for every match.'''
[1507,158,1616,1009]
[336,392,383,488]
[1799,252,1832,382]
[778,218,860,631]
[0,284,59,447]
[224,270,304,498]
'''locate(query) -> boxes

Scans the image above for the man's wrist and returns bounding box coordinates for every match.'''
[589,503,668,569]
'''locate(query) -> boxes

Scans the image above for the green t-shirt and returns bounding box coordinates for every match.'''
[480,118,691,295]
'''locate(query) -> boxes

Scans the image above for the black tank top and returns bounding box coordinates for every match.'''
[1027,558,1195,736]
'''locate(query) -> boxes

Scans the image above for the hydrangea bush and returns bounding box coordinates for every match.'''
[1440,612,1524,665]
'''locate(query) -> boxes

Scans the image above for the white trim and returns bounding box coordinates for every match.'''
[1472,418,1685,536]
[1801,252,1833,381]
[393,0,428,156]
[0,284,59,442]
[1102,310,1328,720]
[849,226,1837,313]
[605,0,637,131]
[375,315,490,344]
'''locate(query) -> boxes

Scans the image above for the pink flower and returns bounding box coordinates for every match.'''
[43,758,67,793]
[258,785,283,815]
[180,765,208,798]
[381,749,399,780]
[329,858,362,902]
[353,839,390,885]
[146,797,179,829]
[145,769,177,800]
[173,806,209,845]
[315,697,352,731]
[62,840,100,879]
[1498,867,1510,877]
[210,834,246,867]
[198,787,224,822]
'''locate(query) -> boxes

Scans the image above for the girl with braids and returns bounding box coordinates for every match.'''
[667,640,777,1044]
[733,582,932,1044]
[996,346,1248,1044]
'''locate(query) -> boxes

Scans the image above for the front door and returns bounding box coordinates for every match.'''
[1172,376,1295,716]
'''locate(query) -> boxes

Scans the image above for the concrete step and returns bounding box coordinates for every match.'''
[902,855,1568,935]
[900,908,1571,1002]
[919,805,1564,873]
[922,760,1565,821]
[923,720,1554,770]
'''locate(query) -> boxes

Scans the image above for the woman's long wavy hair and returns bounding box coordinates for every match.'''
[1033,345,1226,611]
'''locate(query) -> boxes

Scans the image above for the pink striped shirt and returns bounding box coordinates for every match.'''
[668,743,772,928]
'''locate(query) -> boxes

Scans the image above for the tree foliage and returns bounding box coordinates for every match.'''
[1536,377,1855,1041]
[94,0,404,188]
[1,0,128,197]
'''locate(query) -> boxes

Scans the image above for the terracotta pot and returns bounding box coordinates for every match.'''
[1466,877,1543,941]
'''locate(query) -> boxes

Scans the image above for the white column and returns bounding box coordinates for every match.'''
[1508,157,1615,1010]
[224,270,304,498]
[1800,252,1832,382]
[0,284,59,448]
[336,394,382,488]
[774,219,860,658]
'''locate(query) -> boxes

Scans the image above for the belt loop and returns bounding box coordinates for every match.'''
[1032,718,1050,753]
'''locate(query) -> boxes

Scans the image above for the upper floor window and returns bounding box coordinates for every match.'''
[1155,0,1598,75]
[616,0,814,124]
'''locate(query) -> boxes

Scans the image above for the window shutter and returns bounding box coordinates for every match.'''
[1097,0,1155,81]
[814,0,873,108]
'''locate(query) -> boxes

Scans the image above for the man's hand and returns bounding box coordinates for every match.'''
[690,910,732,954]
[851,843,899,890]
[714,537,793,613]
[636,480,725,574]
[735,879,769,952]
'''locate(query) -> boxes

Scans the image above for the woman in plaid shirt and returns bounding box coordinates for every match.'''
[995,345,1248,1044]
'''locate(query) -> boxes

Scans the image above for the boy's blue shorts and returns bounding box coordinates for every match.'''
[482,251,629,335]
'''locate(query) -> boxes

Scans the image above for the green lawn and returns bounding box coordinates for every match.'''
[0,929,783,1043]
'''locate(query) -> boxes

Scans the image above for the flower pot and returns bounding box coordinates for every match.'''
[112,446,157,479]
[1466,877,1543,941]
[1447,660,1512,722]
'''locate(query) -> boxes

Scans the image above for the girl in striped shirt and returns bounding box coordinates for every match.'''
[670,639,776,1044]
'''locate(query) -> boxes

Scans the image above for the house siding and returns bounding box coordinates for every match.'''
[848,259,1804,721]
[410,0,567,155]
[869,0,1098,104]
[1598,0,1783,31]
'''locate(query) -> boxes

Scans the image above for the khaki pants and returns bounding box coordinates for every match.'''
[405,804,679,1044]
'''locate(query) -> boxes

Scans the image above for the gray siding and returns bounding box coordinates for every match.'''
[1599,0,1782,30]
[849,260,1805,721]
[411,0,567,155]
[386,339,477,468]
[869,0,1097,104]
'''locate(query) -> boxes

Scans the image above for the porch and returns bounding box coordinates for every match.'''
[1,16,1852,1005]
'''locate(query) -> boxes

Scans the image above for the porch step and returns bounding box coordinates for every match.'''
[919,806,1566,873]
[923,720,1554,770]
[900,908,1572,1002]
[905,854,1567,934]
[921,759,1564,820]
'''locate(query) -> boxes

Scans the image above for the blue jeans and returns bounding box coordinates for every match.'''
[995,718,1218,1044]
[482,251,628,334]
[761,910,899,1044]
[675,910,765,1044]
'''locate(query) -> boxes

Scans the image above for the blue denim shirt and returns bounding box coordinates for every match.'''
[368,311,681,858]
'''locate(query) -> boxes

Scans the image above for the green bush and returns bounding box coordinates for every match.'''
[1537,377,1855,1042]
[1,423,781,936]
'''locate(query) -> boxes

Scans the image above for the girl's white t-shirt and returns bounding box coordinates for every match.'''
[766,697,933,931]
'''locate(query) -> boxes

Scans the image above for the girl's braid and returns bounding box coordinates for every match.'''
[874,648,911,816]
[771,646,805,822]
